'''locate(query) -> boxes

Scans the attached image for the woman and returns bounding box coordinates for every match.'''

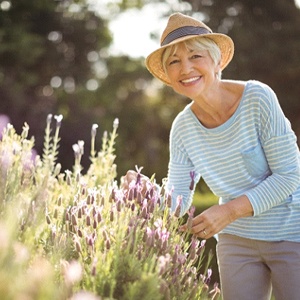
[124,12,300,300]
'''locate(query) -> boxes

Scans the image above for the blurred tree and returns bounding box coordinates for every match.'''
[0,0,112,168]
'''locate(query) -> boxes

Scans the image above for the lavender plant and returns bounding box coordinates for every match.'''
[0,116,220,300]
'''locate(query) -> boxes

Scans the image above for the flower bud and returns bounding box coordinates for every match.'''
[87,194,91,204]
[82,186,86,196]
[105,239,111,250]
[91,264,96,277]
[71,214,77,226]
[110,210,114,222]
[174,195,182,217]
[97,212,102,223]
[77,229,83,238]
[92,206,96,216]
[65,211,70,222]
[53,208,58,219]
[54,163,61,177]
[54,114,63,128]
[57,195,62,206]
[47,114,52,125]
[88,237,94,247]
[46,214,51,225]
[100,195,105,206]
[93,219,97,229]
[91,124,98,139]
[86,215,91,226]
[141,206,147,219]
[66,172,72,186]
[166,194,172,208]
[90,194,95,204]
[116,200,121,212]
[113,118,119,129]
[76,172,80,183]
[102,229,108,241]
[75,239,82,253]
[131,203,135,211]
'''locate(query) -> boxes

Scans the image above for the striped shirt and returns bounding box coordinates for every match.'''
[167,80,300,241]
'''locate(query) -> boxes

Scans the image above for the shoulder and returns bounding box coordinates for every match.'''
[222,79,274,94]
[224,80,278,109]
[241,81,284,123]
[244,80,279,107]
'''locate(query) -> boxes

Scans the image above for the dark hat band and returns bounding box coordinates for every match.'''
[161,26,212,46]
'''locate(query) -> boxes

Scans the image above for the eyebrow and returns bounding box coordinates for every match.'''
[169,48,196,57]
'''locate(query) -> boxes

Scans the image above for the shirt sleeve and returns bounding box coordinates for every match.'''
[166,118,201,216]
[244,84,300,216]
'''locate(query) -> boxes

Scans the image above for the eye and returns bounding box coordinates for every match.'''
[168,59,179,65]
[191,54,203,59]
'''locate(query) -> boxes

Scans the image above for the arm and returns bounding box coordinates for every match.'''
[166,117,201,216]
[244,84,300,216]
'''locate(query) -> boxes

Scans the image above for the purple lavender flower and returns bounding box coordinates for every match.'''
[166,186,174,208]
[189,170,196,190]
[145,227,155,247]
[174,195,182,217]
[186,206,195,231]
[197,239,207,256]
[188,236,199,261]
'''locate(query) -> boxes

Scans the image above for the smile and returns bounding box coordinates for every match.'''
[180,76,201,84]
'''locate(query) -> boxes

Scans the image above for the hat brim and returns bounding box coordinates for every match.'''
[145,33,234,86]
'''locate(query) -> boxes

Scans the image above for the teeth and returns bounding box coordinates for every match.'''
[181,77,200,83]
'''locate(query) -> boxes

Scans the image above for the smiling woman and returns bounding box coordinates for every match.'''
[123,12,300,300]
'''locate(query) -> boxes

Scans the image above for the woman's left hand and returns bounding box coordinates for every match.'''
[180,204,235,239]
[180,196,253,239]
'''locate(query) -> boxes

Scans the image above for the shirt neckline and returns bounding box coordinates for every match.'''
[187,80,250,134]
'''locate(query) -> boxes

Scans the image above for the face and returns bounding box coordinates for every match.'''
[165,43,220,99]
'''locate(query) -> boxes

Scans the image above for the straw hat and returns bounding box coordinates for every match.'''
[145,12,234,85]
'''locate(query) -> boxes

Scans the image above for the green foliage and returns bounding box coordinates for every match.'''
[0,118,220,300]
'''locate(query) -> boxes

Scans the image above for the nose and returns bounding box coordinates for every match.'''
[180,58,193,75]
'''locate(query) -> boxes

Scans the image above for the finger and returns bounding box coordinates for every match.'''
[127,170,138,178]
[190,218,205,232]
[179,224,187,232]
[194,229,208,239]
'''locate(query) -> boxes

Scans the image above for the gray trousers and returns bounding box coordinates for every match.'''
[217,234,300,300]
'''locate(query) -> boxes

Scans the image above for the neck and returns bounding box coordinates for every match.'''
[191,80,244,128]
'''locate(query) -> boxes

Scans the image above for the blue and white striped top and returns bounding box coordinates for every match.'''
[167,80,300,241]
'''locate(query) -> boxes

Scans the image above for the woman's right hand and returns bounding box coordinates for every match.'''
[120,170,138,190]
[120,169,150,195]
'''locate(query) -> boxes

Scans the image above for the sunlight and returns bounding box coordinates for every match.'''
[92,0,300,58]
[108,4,170,58]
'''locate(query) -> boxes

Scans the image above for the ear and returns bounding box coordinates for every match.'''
[214,61,221,78]
[215,60,221,73]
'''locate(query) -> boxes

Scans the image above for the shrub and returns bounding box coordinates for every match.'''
[0,116,220,300]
